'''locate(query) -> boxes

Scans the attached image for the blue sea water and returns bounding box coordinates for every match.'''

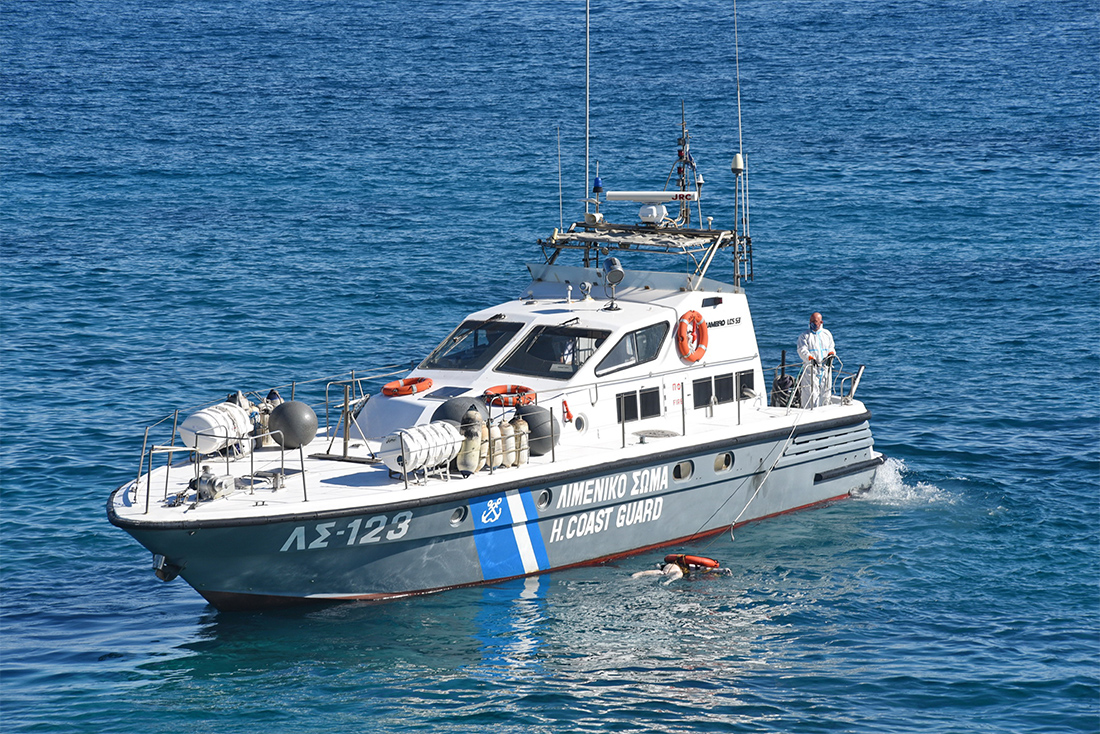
[2,0,1098,731]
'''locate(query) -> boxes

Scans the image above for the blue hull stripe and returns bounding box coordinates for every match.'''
[470,488,546,580]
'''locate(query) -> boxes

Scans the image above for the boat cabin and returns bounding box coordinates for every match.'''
[356,260,766,448]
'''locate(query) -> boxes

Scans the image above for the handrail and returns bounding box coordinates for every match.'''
[131,354,790,494]
[766,356,863,413]
[141,427,310,513]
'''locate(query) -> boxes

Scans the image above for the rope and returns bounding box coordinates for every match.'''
[690,405,807,552]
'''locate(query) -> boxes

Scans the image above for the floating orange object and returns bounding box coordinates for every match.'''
[664,553,721,569]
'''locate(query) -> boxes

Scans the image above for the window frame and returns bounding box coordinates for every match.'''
[616,386,662,424]
[594,322,671,377]
[693,370,759,409]
[419,319,524,372]
[495,324,611,381]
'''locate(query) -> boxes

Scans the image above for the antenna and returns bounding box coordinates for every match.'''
[733,0,744,159]
[731,0,752,286]
[585,0,590,214]
[558,126,564,229]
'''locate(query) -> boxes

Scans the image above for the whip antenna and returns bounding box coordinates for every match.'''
[558,125,564,229]
[730,0,753,286]
[734,0,744,158]
[585,0,590,214]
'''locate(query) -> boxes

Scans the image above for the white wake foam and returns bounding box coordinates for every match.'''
[856,457,955,507]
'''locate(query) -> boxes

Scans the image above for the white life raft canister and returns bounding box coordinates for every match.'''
[378,422,461,474]
[179,401,253,455]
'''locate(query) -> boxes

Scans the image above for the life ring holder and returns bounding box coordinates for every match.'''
[483,384,536,407]
[676,310,708,363]
[382,377,434,397]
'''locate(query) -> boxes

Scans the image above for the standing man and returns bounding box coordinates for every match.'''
[797,312,836,408]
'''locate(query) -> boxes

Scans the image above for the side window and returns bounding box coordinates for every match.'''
[693,377,713,409]
[616,391,639,423]
[616,387,662,423]
[595,322,670,376]
[694,372,753,409]
[597,336,636,376]
[715,374,735,403]
[634,323,667,362]
[736,370,755,399]
[639,387,661,419]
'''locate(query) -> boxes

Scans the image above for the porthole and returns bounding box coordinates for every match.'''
[536,489,553,510]
[714,452,734,473]
[574,414,587,433]
[449,506,468,526]
[673,460,694,481]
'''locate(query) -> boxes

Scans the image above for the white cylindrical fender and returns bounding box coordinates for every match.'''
[457,409,484,476]
[477,422,489,473]
[456,428,481,476]
[487,422,503,469]
[500,421,516,467]
[511,416,530,466]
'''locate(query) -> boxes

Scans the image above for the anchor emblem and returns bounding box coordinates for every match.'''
[481,497,504,524]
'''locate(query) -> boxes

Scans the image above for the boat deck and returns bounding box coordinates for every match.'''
[112,401,867,527]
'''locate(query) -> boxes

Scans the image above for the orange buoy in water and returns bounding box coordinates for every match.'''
[664,553,721,570]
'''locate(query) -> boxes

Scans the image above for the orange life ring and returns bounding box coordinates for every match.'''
[676,310,708,362]
[483,384,536,407]
[665,553,721,569]
[382,377,433,397]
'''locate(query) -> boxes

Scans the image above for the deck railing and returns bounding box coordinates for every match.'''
[765,352,864,412]
[130,352,867,511]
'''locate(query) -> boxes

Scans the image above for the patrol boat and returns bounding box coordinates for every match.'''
[107,121,883,610]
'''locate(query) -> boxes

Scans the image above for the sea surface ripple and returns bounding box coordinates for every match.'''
[2,1,1097,732]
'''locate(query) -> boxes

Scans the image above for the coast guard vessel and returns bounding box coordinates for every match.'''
[107,117,883,610]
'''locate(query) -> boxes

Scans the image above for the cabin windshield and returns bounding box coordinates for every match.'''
[497,326,610,380]
[420,318,523,371]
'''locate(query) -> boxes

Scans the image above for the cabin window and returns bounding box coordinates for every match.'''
[420,318,523,371]
[694,372,752,409]
[616,387,662,423]
[616,391,638,423]
[594,322,670,376]
[639,387,661,419]
[715,374,735,403]
[736,370,755,399]
[497,325,610,380]
[693,377,714,409]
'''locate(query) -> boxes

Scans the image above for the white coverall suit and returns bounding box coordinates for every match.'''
[797,326,836,408]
